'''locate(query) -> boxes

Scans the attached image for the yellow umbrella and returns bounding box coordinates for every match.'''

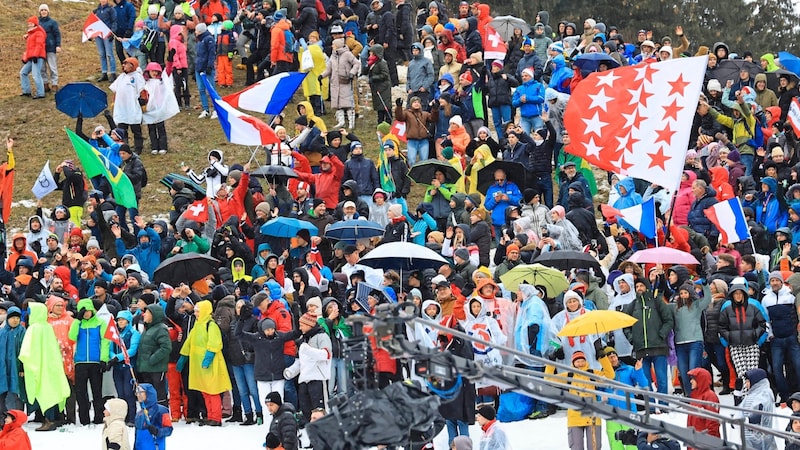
[557,310,638,337]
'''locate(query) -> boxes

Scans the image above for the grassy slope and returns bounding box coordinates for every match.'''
[0,0,421,231]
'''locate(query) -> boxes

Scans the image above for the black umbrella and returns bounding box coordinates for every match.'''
[533,250,605,284]
[713,60,764,86]
[408,159,461,185]
[159,173,207,200]
[250,164,299,179]
[153,253,220,285]
[766,69,800,93]
[476,160,527,194]
[573,52,620,73]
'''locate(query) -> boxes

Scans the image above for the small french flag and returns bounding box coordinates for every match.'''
[617,197,657,239]
[705,198,751,245]
[201,74,280,146]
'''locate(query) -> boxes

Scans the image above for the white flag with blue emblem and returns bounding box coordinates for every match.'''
[32,160,57,199]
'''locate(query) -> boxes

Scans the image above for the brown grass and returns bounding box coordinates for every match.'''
[0,0,427,231]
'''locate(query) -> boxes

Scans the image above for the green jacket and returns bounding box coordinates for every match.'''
[136,304,172,373]
[170,234,210,256]
[68,299,111,363]
[623,292,674,358]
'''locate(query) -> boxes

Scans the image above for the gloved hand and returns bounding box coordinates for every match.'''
[240,302,254,318]
[228,52,234,59]
[148,424,159,436]
[176,355,187,372]
[201,350,215,369]
[99,361,108,372]
[159,6,166,15]
[548,346,565,361]
[187,7,195,17]
[593,338,606,359]
[106,437,121,450]
[395,98,403,107]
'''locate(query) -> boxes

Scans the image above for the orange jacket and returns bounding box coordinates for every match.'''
[23,18,46,62]
[199,0,230,24]
[271,19,294,64]
[0,410,32,450]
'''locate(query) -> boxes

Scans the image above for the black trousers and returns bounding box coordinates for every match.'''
[139,371,168,407]
[298,380,324,421]
[118,122,144,154]
[75,363,103,424]
[180,364,206,419]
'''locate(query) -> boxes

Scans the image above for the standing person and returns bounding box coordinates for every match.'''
[671,283,710,397]
[394,96,433,165]
[142,62,180,155]
[718,278,768,405]
[475,405,512,450]
[484,169,522,243]
[117,149,146,234]
[0,308,25,418]
[38,4,61,93]
[137,304,173,407]
[605,349,648,450]
[292,313,331,421]
[321,38,360,130]
[68,299,110,425]
[562,350,614,450]
[167,24,191,109]
[94,0,117,81]
[113,0,137,66]
[270,9,295,75]
[512,68,545,134]
[110,311,140,425]
[406,42,434,108]
[487,60,518,136]
[760,271,800,405]
[46,295,76,426]
[370,0,398,86]
[178,300,232,426]
[367,45,393,123]
[685,368,720,450]
[102,398,131,450]
[195,22,217,119]
[110,57,146,155]
[264,392,299,450]
[20,15,47,99]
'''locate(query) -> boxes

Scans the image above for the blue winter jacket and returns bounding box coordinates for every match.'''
[755,177,788,233]
[114,0,137,36]
[608,362,649,411]
[38,15,61,53]
[195,30,216,73]
[116,228,161,279]
[548,55,573,94]
[111,311,141,368]
[512,78,545,118]
[94,3,117,33]
[0,308,25,396]
[484,181,522,226]
[134,383,173,450]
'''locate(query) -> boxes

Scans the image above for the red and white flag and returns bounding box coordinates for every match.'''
[483,27,507,61]
[82,12,112,42]
[564,56,708,192]
[390,121,407,142]
[181,199,209,223]
[104,316,130,365]
[788,98,800,136]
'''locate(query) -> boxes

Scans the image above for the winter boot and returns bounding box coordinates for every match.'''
[347,109,356,129]
[256,412,264,425]
[36,420,58,432]
[226,409,243,423]
[241,412,256,426]
[334,109,346,128]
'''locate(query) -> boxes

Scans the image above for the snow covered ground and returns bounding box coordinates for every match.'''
[24,393,795,449]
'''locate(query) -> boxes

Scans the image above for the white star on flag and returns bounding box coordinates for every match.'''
[588,88,613,112]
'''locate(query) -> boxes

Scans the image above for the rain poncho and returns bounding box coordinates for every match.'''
[179,300,232,394]
[460,296,506,388]
[608,273,636,358]
[552,290,602,370]
[736,371,777,450]
[514,284,557,368]
[18,303,70,412]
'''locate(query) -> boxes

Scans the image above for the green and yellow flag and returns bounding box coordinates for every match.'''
[557,147,597,195]
[65,127,138,208]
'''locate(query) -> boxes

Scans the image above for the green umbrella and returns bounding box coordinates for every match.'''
[499,264,569,297]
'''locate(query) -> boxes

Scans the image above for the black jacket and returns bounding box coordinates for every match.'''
[387,155,410,198]
[268,403,300,450]
[486,70,519,108]
[395,3,413,50]
[527,120,556,174]
[236,317,300,381]
[120,154,146,199]
[719,298,767,347]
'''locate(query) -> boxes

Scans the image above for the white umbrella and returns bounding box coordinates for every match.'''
[359,242,448,271]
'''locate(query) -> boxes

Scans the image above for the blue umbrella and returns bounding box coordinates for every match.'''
[55,82,108,118]
[573,52,620,74]
[260,217,318,238]
[779,52,800,77]
[325,219,385,242]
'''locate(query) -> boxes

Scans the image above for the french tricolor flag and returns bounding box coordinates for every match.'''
[706,198,751,245]
[201,74,280,146]
[223,72,307,115]
[618,197,657,239]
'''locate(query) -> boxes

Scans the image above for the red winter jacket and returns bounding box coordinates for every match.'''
[23,18,46,62]
[262,299,297,357]
[0,410,32,450]
[298,155,344,209]
[686,367,720,450]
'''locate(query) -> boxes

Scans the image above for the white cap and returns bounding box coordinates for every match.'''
[39,4,49,11]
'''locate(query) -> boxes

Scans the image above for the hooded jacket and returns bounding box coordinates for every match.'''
[623,289,674,357]
[755,176,787,233]
[738,372,777,449]
[137,304,172,373]
[236,315,298,381]
[719,284,768,347]
[103,398,131,450]
[133,383,173,449]
[0,308,25,397]
[511,75,545,118]
[68,299,110,363]
[116,227,161,279]
[686,367,721,437]
[438,29,466,63]
[179,300,232,394]
[0,409,31,450]
[23,17,46,62]
[407,42,435,93]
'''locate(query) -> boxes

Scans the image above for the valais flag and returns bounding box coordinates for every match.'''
[104,316,130,365]
[483,27,507,61]
[564,56,708,192]
[82,13,112,42]
[787,98,800,136]
[181,199,209,223]
[390,121,407,142]
[200,74,280,146]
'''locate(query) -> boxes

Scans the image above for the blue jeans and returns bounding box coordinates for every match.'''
[771,334,800,399]
[641,354,667,406]
[493,224,504,243]
[740,153,754,177]
[675,341,704,396]
[96,37,116,74]
[112,366,136,422]
[329,358,348,396]
[491,105,512,136]
[20,58,44,97]
[531,172,554,208]
[283,355,298,407]
[407,138,429,166]
[445,419,469,445]
[116,205,140,235]
[520,115,544,135]
[195,69,216,112]
[232,364,262,414]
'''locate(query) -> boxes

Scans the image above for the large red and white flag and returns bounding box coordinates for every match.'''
[483,26,507,61]
[564,56,708,192]
[82,12,112,42]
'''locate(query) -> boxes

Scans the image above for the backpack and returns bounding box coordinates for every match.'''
[284,29,296,54]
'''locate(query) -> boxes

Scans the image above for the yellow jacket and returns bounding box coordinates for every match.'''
[180,301,232,394]
[555,356,614,427]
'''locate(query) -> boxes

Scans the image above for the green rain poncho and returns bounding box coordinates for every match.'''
[18,302,71,411]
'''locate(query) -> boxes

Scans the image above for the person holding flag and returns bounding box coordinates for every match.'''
[109,310,140,425]
[68,298,111,425]
[93,0,117,82]
[134,383,173,450]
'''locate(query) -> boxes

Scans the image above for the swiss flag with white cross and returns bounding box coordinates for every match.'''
[563,56,707,192]
[181,199,209,223]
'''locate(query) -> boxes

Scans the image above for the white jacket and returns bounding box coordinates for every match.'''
[297,329,332,383]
